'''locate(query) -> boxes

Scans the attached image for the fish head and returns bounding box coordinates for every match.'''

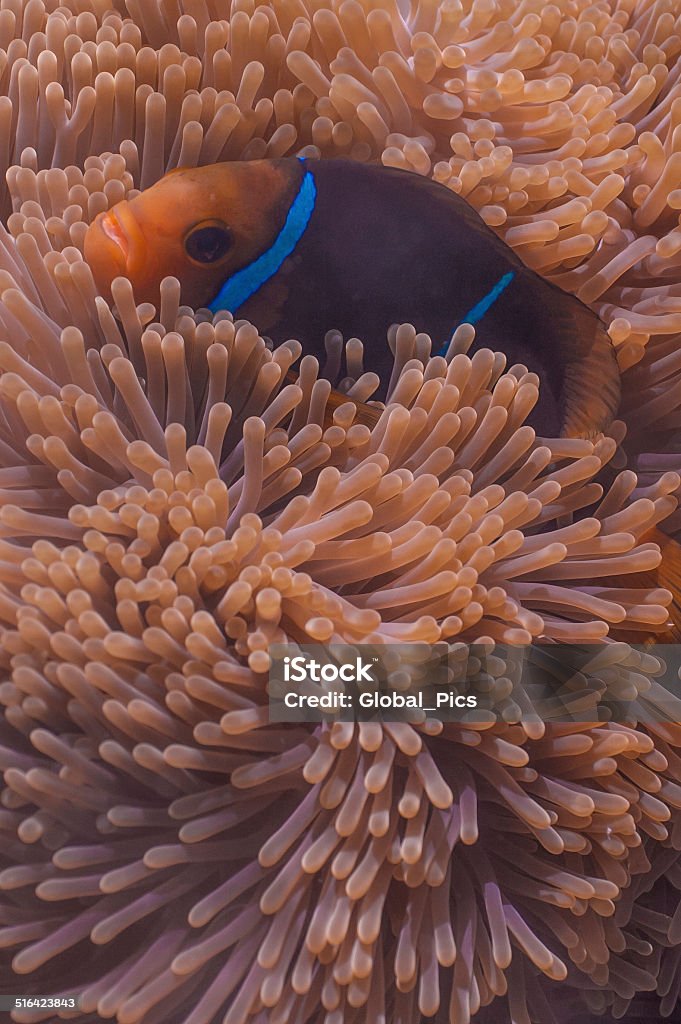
[84,160,302,309]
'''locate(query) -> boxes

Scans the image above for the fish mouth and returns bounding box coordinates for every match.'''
[87,201,149,282]
[100,208,130,261]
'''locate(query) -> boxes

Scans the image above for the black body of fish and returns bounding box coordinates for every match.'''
[241,159,618,437]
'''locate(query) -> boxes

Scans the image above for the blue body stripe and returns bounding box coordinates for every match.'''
[437,270,515,356]
[208,166,317,315]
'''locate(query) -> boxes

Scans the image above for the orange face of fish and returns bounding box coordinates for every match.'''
[83,160,301,309]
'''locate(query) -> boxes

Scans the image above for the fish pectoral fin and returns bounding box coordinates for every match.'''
[558,301,621,438]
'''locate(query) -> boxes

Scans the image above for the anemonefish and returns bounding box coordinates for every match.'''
[84,157,620,437]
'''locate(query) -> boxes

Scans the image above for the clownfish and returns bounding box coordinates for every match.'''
[84,157,620,437]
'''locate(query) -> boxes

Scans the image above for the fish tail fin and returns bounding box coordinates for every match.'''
[558,298,621,438]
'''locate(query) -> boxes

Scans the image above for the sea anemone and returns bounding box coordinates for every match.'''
[1,300,680,1024]
[1,2,681,1023]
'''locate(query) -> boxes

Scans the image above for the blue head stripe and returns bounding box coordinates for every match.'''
[208,167,317,315]
[437,270,515,356]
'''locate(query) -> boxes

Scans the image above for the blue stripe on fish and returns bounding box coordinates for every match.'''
[437,270,515,356]
[461,270,515,326]
[208,166,317,315]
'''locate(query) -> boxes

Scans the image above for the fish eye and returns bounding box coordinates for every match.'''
[184,220,233,264]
